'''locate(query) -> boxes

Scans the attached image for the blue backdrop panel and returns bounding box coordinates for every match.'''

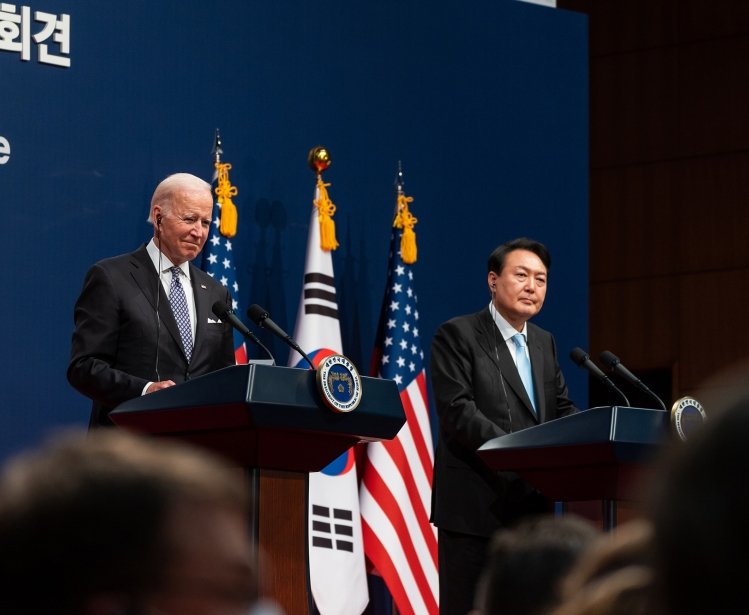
[0,0,588,461]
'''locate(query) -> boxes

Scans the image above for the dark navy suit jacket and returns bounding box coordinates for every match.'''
[68,244,235,427]
[429,307,577,536]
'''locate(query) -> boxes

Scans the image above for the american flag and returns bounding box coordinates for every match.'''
[359,216,439,615]
[200,155,247,364]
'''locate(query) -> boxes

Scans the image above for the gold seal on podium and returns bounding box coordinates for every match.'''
[671,396,706,441]
[316,354,362,414]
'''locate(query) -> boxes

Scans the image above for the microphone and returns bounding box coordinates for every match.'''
[211,301,276,365]
[570,347,630,406]
[247,304,316,370]
[599,350,667,411]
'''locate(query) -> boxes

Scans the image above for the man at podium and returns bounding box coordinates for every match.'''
[430,237,578,615]
[67,173,236,428]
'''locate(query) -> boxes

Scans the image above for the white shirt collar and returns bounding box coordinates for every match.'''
[488,301,528,343]
[146,238,191,280]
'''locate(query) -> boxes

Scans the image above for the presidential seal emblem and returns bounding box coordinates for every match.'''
[671,396,706,442]
[316,354,362,414]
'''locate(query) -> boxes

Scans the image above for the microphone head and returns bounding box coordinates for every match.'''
[600,350,621,369]
[570,347,590,367]
[211,300,230,320]
[247,304,269,324]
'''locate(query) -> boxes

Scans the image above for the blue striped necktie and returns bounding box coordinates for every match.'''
[169,266,193,361]
[512,333,536,413]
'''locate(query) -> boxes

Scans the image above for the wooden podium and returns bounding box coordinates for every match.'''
[110,363,405,612]
[478,406,670,528]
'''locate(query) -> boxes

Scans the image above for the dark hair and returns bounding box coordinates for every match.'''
[650,394,749,614]
[553,520,655,615]
[0,430,251,614]
[477,514,599,615]
[487,238,551,274]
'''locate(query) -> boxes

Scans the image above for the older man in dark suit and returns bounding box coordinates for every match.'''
[68,173,236,427]
[430,237,578,615]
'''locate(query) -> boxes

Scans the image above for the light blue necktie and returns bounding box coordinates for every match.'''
[512,333,536,413]
[169,266,193,361]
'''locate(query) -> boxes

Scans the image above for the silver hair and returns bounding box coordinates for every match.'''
[146,173,212,225]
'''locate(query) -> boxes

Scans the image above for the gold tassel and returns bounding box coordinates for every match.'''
[214,161,238,238]
[315,175,339,251]
[394,193,417,264]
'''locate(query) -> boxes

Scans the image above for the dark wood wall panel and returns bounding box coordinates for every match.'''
[562,0,678,55]
[589,276,678,372]
[590,47,679,167]
[674,153,749,271]
[560,0,749,404]
[677,1,749,42]
[677,271,749,389]
[677,36,749,156]
[591,153,749,281]
[591,268,749,395]
[589,163,679,281]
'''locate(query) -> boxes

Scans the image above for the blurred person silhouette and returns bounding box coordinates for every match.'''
[649,390,749,614]
[551,567,653,615]
[549,519,655,615]
[472,514,599,615]
[0,429,259,615]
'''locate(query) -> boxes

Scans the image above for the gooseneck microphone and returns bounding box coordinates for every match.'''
[247,303,316,370]
[211,301,276,365]
[570,347,630,406]
[599,350,667,411]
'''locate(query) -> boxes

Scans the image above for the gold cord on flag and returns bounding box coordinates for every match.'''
[214,161,238,238]
[393,192,417,264]
[308,146,338,251]
[314,175,339,251]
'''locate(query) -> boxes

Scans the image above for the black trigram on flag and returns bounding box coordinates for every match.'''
[303,272,338,319]
[311,505,354,552]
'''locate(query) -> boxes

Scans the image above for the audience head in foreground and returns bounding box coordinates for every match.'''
[550,519,655,615]
[0,429,257,615]
[474,514,599,615]
[650,391,749,614]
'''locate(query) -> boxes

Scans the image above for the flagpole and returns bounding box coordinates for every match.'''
[213,128,223,166]
[293,147,369,615]
[359,163,438,615]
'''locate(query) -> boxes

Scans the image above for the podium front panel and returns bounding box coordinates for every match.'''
[110,364,406,471]
[478,406,670,501]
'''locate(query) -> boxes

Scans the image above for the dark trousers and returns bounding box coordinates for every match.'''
[438,528,490,615]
